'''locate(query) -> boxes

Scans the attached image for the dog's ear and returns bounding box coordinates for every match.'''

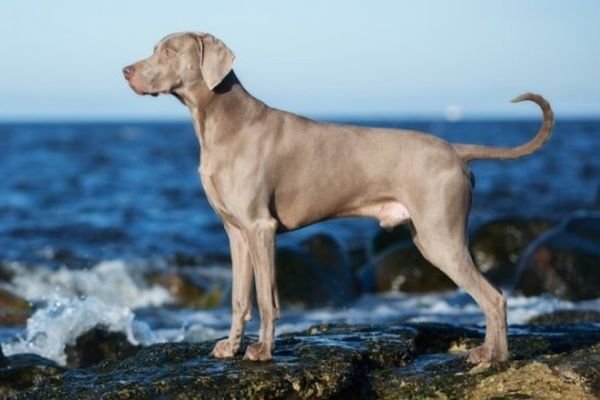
[194,33,235,91]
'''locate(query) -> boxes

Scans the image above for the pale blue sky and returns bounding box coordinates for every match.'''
[1,0,599,120]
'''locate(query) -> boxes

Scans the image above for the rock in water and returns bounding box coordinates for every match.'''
[527,310,600,325]
[358,243,455,293]
[147,270,224,309]
[370,225,413,256]
[516,212,600,300]
[12,323,600,399]
[470,218,554,287]
[65,328,141,368]
[276,233,357,308]
[0,354,65,399]
[0,287,31,326]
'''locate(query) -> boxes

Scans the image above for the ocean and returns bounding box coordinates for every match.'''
[0,119,598,365]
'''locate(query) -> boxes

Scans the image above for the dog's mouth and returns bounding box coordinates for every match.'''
[129,83,162,97]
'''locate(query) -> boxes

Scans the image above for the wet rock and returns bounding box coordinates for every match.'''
[516,213,600,300]
[470,218,554,287]
[347,242,369,273]
[358,243,455,293]
[65,328,141,369]
[18,324,419,400]
[169,252,205,268]
[0,262,14,282]
[0,288,31,326]
[13,323,600,399]
[0,288,29,311]
[276,233,357,308]
[370,225,413,256]
[147,269,225,309]
[377,355,598,400]
[372,324,600,399]
[0,353,65,399]
[364,218,557,293]
[527,309,600,325]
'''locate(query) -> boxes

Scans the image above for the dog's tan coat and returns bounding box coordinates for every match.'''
[123,32,553,363]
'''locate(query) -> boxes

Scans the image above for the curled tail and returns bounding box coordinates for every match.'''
[454,93,554,161]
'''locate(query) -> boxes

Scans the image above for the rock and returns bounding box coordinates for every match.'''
[65,328,141,368]
[516,213,600,300]
[0,353,65,399]
[0,288,29,311]
[358,243,455,293]
[527,309,600,325]
[15,322,600,399]
[0,262,15,282]
[156,234,357,310]
[347,242,369,273]
[0,287,31,326]
[17,324,419,400]
[366,218,558,292]
[470,218,554,287]
[370,225,413,256]
[147,269,225,309]
[372,324,600,399]
[276,233,357,308]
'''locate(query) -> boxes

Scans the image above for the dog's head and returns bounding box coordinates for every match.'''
[123,32,235,98]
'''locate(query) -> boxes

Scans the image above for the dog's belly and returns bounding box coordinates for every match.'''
[273,191,411,232]
[333,201,411,229]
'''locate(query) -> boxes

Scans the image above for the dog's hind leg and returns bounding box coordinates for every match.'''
[408,175,508,364]
[413,228,508,363]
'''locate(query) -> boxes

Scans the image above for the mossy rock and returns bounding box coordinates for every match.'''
[0,288,31,326]
[17,324,419,399]
[370,225,413,256]
[516,213,600,300]
[528,310,600,325]
[11,323,600,399]
[65,328,141,368]
[358,243,455,293]
[372,325,600,399]
[470,218,554,287]
[147,269,224,309]
[276,233,357,308]
[0,354,65,399]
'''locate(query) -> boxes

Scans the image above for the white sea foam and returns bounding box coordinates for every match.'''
[177,291,600,339]
[1,260,598,365]
[1,295,157,366]
[3,260,173,308]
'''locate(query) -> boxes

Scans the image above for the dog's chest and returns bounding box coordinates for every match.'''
[197,154,249,222]
[198,164,229,217]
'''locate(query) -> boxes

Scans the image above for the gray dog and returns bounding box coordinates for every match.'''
[123,32,553,364]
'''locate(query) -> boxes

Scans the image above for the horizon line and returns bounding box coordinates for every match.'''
[0,112,599,125]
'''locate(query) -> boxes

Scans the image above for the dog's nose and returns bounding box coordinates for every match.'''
[122,65,135,80]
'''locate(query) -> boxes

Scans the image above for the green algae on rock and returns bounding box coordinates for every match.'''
[469,218,554,287]
[516,213,600,301]
[8,323,600,399]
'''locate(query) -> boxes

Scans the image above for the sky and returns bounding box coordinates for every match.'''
[0,1,599,120]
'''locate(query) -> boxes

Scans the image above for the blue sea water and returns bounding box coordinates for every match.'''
[0,118,598,364]
[0,119,597,265]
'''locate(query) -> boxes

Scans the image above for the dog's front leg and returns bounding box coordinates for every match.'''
[243,218,280,361]
[211,223,254,358]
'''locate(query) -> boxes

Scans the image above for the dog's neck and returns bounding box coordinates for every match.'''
[174,71,250,148]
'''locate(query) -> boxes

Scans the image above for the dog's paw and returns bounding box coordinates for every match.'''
[467,344,508,365]
[243,341,273,361]
[211,338,238,358]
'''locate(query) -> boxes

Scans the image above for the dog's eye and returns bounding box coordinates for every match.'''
[163,47,175,58]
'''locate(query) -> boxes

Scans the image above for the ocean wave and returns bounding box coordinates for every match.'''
[1,261,598,366]
[2,260,173,308]
[1,294,156,366]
